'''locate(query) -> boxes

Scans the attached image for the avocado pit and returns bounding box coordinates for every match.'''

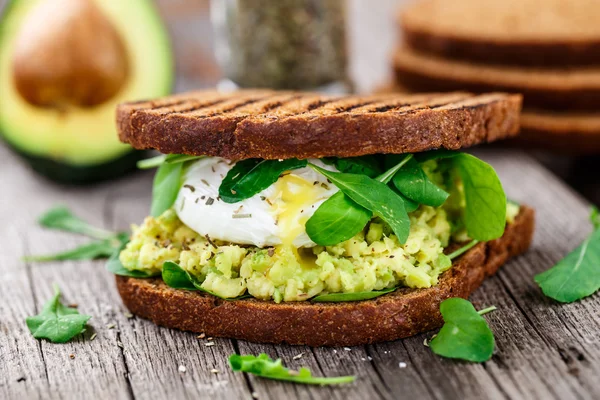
[11,0,129,109]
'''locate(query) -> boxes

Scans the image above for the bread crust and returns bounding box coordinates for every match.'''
[400,0,600,67]
[116,207,534,347]
[394,48,600,111]
[116,90,522,160]
[403,28,600,68]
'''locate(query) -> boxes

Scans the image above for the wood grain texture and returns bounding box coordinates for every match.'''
[1,141,600,400]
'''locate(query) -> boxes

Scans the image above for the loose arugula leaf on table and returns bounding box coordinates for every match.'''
[151,161,184,217]
[162,261,250,300]
[24,235,125,262]
[229,353,355,385]
[535,208,600,303]
[309,164,410,243]
[429,298,496,362]
[105,239,159,278]
[311,287,397,302]
[392,159,449,207]
[219,158,308,203]
[26,285,91,343]
[38,206,114,239]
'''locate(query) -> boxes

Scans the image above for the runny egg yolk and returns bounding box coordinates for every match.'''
[270,173,324,266]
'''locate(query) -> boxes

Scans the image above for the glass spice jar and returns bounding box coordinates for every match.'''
[211,0,350,92]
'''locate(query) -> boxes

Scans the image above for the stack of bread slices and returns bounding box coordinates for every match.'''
[392,0,600,153]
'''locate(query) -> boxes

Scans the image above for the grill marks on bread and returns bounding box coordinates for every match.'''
[117,89,522,159]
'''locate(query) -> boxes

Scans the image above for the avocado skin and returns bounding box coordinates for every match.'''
[12,146,148,185]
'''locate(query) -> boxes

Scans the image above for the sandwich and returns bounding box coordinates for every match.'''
[109,89,534,346]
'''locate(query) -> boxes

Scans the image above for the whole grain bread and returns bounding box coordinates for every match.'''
[394,47,600,111]
[116,206,534,347]
[401,0,600,67]
[116,90,521,160]
[517,110,600,153]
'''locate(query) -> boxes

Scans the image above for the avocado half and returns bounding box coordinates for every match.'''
[0,0,174,183]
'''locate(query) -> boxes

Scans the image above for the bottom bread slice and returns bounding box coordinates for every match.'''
[116,206,534,347]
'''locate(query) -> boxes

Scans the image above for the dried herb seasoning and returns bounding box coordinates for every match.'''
[212,0,348,90]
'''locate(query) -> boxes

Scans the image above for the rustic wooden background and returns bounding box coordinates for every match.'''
[1,1,599,399]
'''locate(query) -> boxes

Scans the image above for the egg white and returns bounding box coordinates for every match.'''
[173,157,339,248]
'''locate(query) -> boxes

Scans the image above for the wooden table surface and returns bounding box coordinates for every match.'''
[1,1,600,399]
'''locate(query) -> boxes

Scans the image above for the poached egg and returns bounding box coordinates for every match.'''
[173,157,339,248]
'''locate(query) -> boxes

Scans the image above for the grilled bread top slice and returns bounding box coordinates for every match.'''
[117,89,521,160]
[401,0,600,67]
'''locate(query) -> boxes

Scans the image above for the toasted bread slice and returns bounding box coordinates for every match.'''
[116,207,534,347]
[519,110,600,153]
[394,47,600,111]
[401,0,600,66]
[117,90,521,160]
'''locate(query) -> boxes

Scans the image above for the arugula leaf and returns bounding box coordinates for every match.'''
[161,261,250,300]
[332,156,382,178]
[306,155,413,246]
[151,162,184,217]
[162,261,202,290]
[219,159,308,203]
[416,151,506,241]
[429,298,496,362]
[309,164,410,243]
[305,192,371,246]
[447,240,479,260]
[456,154,506,241]
[105,239,159,278]
[392,159,449,207]
[38,206,114,240]
[137,154,167,169]
[24,238,121,262]
[26,285,91,343]
[535,210,600,303]
[138,153,203,169]
[311,287,397,302]
[229,353,355,385]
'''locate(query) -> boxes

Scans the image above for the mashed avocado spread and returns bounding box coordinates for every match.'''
[119,157,520,302]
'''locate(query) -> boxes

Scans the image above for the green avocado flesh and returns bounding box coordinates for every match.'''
[0,0,173,182]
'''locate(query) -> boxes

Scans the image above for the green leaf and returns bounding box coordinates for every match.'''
[456,154,506,241]
[24,239,118,262]
[162,261,201,290]
[38,206,114,240]
[306,155,413,246]
[305,192,372,246]
[332,156,382,178]
[429,298,496,362]
[309,164,410,243]
[535,224,600,303]
[229,353,355,385]
[447,240,479,260]
[590,206,600,230]
[161,262,250,300]
[105,239,159,278]
[219,159,308,203]
[137,154,203,169]
[151,162,184,217]
[417,151,506,241]
[392,159,449,207]
[312,287,397,302]
[137,154,167,169]
[25,285,91,343]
